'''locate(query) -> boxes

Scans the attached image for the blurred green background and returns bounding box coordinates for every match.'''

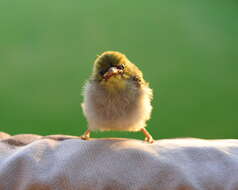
[0,0,237,140]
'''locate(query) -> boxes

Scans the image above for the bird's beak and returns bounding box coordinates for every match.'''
[103,67,123,80]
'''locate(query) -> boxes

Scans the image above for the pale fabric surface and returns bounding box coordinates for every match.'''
[0,132,238,190]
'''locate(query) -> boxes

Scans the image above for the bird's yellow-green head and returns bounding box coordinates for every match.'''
[90,51,146,92]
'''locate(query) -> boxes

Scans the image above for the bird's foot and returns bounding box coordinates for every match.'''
[80,135,90,140]
[144,136,154,144]
[80,129,91,141]
[141,128,154,144]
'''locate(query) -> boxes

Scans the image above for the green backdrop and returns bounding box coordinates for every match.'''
[1,0,238,140]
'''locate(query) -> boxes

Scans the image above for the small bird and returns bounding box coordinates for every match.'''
[81,51,154,143]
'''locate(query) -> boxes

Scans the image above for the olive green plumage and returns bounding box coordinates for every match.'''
[91,51,145,86]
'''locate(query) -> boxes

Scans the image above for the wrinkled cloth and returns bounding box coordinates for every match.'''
[0,132,238,190]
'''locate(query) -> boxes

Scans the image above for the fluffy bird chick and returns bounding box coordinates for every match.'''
[81,51,154,143]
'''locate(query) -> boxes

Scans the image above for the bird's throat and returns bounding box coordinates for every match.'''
[101,75,127,93]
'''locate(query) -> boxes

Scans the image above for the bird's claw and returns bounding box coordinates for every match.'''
[80,135,90,140]
[144,136,154,144]
[80,129,91,141]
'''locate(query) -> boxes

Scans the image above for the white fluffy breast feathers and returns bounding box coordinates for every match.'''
[82,81,153,132]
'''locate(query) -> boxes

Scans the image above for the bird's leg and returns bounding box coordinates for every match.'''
[141,128,154,143]
[80,129,91,140]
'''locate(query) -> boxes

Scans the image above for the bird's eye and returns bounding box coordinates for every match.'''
[132,76,141,82]
[99,70,105,76]
[117,64,124,70]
